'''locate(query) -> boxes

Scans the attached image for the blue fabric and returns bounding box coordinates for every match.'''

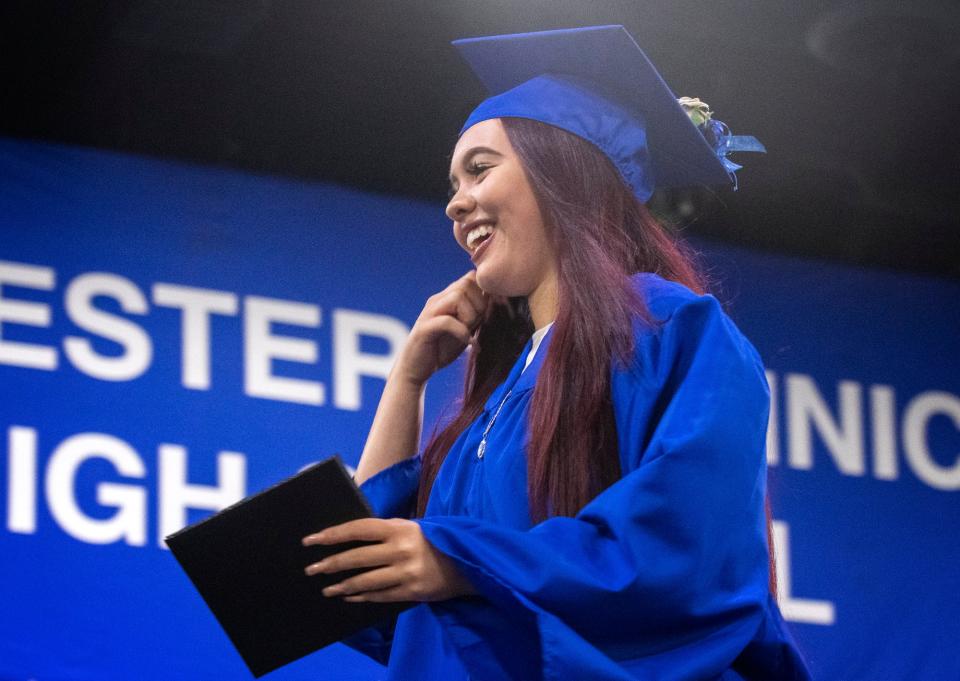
[359,452,421,520]
[452,26,745,194]
[461,74,655,203]
[350,273,811,680]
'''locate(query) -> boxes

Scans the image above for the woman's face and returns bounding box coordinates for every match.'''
[447,119,558,306]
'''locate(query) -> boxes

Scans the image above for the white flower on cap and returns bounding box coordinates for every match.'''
[678,97,714,127]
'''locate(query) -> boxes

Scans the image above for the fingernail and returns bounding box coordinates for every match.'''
[323,585,343,597]
[303,531,326,545]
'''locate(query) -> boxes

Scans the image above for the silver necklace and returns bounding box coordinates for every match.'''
[477,389,512,460]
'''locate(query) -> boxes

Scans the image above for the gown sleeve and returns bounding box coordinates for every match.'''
[358,455,421,520]
[416,293,789,680]
[337,456,422,664]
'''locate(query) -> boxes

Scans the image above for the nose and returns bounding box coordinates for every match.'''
[445,186,475,223]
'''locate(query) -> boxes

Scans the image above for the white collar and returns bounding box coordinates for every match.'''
[522,321,554,373]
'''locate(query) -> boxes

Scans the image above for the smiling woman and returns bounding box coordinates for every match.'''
[447,119,558,329]
[302,25,810,681]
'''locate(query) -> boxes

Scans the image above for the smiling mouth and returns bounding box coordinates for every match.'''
[470,230,495,263]
[466,224,494,251]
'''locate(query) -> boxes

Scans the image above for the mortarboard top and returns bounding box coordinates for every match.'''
[453,25,755,201]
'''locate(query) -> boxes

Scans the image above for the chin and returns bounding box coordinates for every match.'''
[476,267,525,299]
[475,266,503,296]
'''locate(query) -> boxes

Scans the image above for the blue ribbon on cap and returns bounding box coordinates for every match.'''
[701,118,767,190]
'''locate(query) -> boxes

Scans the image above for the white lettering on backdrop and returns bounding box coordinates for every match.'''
[0,259,409,410]
[6,426,246,549]
[766,370,960,491]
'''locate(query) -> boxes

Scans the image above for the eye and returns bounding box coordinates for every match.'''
[467,162,491,177]
[447,161,492,199]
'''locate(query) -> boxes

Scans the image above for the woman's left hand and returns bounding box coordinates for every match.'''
[302,518,477,603]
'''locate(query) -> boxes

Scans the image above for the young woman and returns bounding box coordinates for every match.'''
[303,26,810,680]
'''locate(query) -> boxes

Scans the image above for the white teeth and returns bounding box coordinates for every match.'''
[466,224,493,250]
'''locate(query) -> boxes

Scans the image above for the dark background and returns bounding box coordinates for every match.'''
[3,0,958,279]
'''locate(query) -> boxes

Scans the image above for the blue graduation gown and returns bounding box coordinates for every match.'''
[347,273,811,680]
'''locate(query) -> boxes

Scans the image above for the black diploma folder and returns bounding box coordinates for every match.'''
[165,456,410,677]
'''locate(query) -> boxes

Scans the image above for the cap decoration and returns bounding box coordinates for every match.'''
[678,96,766,190]
[678,97,713,127]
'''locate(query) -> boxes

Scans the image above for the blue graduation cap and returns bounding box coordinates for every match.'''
[453,25,765,202]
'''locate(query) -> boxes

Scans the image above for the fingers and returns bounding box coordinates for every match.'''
[421,314,473,348]
[303,519,458,602]
[455,271,488,317]
[429,273,488,330]
[427,292,481,332]
[304,542,395,576]
[454,296,480,333]
[342,585,410,603]
[302,517,395,546]
[321,566,402,598]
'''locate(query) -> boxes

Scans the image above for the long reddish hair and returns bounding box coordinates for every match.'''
[417,117,777,593]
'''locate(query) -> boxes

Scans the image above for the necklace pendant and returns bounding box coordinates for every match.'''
[477,389,509,461]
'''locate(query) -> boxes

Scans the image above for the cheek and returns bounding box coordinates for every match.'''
[515,210,552,262]
[509,184,547,242]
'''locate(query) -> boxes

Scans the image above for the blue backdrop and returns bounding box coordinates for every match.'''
[1,138,957,680]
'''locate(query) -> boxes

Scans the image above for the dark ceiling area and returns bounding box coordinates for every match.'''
[3,1,958,279]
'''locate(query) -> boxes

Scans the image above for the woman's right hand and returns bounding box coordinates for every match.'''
[393,271,488,387]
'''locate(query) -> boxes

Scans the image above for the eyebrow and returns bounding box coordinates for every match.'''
[448,146,504,188]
